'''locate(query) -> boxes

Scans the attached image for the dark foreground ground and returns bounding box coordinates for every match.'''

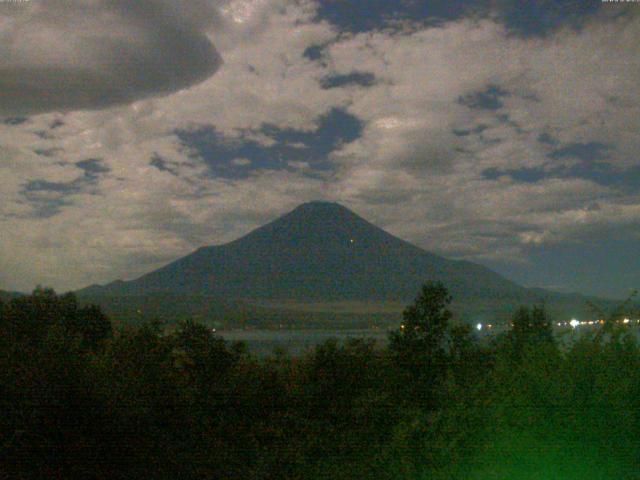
[2,287,639,479]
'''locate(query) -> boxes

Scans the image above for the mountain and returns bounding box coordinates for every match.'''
[0,290,24,303]
[78,201,601,324]
[80,202,522,300]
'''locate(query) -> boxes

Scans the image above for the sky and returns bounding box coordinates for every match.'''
[0,0,638,299]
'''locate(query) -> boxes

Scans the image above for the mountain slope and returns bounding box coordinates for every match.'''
[80,201,535,303]
[0,290,23,303]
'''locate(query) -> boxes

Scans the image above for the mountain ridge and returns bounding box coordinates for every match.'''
[79,201,526,300]
[76,201,611,324]
[0,290,25,303]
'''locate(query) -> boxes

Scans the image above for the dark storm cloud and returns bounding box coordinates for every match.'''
[0,0,222,116]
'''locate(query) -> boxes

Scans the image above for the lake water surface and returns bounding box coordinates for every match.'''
[218,325,640,357]
[217,329,390,356]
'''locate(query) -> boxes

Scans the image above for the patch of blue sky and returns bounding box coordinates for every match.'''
[20,180,81,219]
[2,117,29,126]
[484,233,640,299]
[482,141,640,191]
[75,158,110,178]
[303,44,325,61]
[23,179,79,194]
[315,0,488,33]
[500,0,604,37]
[458,85,509,111]
[320,72,377,89]
[314,0,603,36]
[19,159,110,218]
[548,142,612,163]
[174,108,363,180]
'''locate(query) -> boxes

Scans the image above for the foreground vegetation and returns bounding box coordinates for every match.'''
[1,285,639,479]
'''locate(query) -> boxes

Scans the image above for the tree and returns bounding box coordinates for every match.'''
[508,304,554,359]
[530,305,553,344]
[389,282,453,407]
[73,304,112,351]
[0,289,111,351]
[3,287,59,342]
[171,319,237,386]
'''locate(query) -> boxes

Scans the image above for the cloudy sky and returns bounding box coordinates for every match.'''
[0,0,638,298]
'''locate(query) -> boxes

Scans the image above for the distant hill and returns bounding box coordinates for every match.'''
[0,290,23,303]
[78,201,609,325]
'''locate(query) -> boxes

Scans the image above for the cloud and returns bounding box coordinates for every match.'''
[0,0,222,115]
[0,0,638,296]
[323,12,640,264]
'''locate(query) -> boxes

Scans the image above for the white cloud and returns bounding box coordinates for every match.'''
[0,1,638,293]
[326,12,640,260]
[231,157,252,166]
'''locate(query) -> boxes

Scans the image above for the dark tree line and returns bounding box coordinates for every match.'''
[1,283,639,479]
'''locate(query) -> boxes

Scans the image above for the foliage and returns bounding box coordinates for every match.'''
[507,304,554,359]
[1,287,111,350]
[1,286,639,478]
[388,282,453,407]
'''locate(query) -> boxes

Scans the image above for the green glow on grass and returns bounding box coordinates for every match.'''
[457,430,637,480]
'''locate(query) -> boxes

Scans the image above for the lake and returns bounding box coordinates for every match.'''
[217,329,390,356]
[217,324,640,357]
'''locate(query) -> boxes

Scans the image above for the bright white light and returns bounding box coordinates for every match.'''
[570,319,580,328]
[557,323,562,327]
[476,323,482,331]
[221,0,267,24]
[375,117,403,129]
[623,318,630,324]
